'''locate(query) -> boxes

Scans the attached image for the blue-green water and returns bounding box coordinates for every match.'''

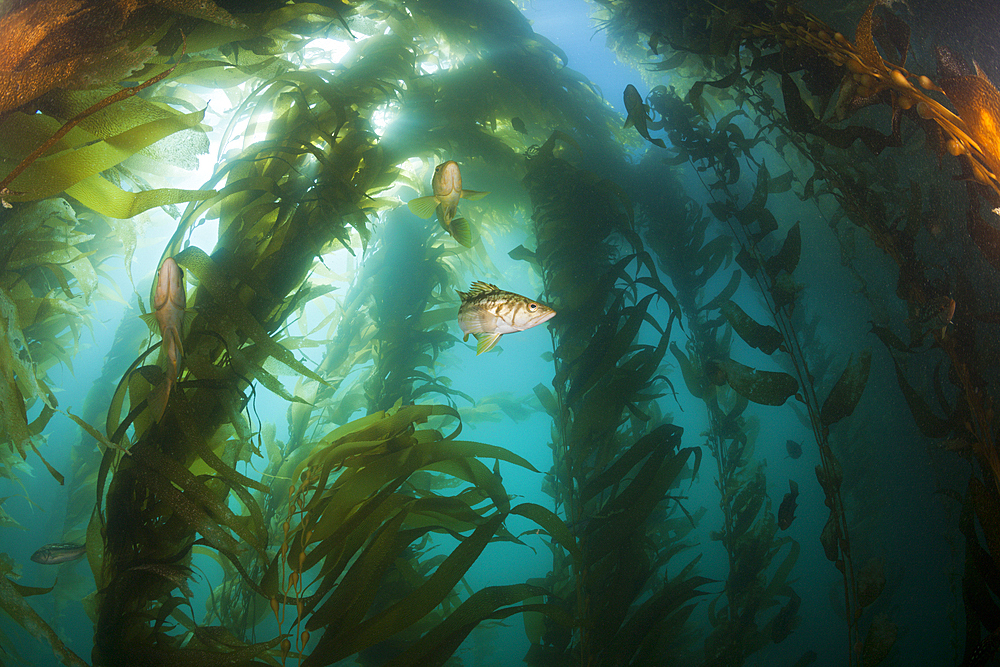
[0,0,993,666]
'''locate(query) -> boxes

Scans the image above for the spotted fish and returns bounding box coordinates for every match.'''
[456,281,556,355]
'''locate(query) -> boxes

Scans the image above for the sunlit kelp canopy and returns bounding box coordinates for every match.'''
[3,0,1000,665]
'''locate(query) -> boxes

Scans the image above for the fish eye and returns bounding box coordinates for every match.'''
[529,303,538,311]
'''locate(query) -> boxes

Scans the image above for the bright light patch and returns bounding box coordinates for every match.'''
[370,101,400,137]
[302,37,352,65]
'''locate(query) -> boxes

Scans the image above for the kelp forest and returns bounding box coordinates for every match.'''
[1,0,999,665]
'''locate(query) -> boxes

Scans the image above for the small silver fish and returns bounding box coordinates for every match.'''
[407,161,489,247]
[457,281,556,355]
[30,542,86,565]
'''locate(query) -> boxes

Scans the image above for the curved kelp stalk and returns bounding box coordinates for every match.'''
[260,404,571,667]
[522,132,708,666]
[0,556,88,666]
[636,159,805,664]
[90,21,571,664]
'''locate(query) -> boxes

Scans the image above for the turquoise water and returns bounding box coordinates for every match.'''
[0,1,992,666]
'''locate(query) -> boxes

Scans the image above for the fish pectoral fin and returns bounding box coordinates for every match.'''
[449,217,474,248]
[623,115,635,130]
[474,332,503,355]
[460,189,489,201]
[407,195,439,219]
[139,311,159,333]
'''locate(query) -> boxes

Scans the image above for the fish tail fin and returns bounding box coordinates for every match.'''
[475,332,503,355]
[449,217,474,248]
[148,376,173,423]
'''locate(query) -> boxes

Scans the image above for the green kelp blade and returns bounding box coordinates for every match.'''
[64,408,130,455]
[607,574,712,662]
[699,270,741,312]
[887,352,951,438]
[579,423,681,505]
[721,357,798,406]
[306,510,410,633]
[670,342,704,399]
[510,502,581,563]
[764,221,802,278]
[532,383,559,418]
[66,175,216,219]
[5,108,208,202]
[315,514,505,662]
[720,300,785,355]
[763,540,801,600]
[820,349,872,427]
[172,246,326,386]
[382,585,574,667]
[0,577,88,667]
[591,446,696,561]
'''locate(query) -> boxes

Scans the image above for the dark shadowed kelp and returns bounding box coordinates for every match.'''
[639,162,804,666]
[520,131,708,666]
[593,0,1000,664]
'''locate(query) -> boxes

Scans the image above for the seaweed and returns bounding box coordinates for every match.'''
[521,131,708,666]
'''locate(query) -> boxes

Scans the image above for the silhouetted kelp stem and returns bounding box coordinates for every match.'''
[523,132,705,666]
[636,175,803,664]
[363,215,463,414]
[639,82,872,660]
[94,33,408,662]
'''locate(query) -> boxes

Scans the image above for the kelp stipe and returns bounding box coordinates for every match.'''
[252,403,571,667]
[594,0,992,663]
[633,149,803,665]
[521,132,707,666]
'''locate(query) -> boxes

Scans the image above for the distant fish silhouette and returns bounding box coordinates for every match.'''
[778,480,799,530]
[786,439,802,459]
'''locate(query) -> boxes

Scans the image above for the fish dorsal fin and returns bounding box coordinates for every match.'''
[407,195,439,219]
[460,189,489,201]
[474,332,503,355]
[467,281,499,297]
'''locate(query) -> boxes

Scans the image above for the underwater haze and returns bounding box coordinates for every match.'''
[0,0,997,666]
